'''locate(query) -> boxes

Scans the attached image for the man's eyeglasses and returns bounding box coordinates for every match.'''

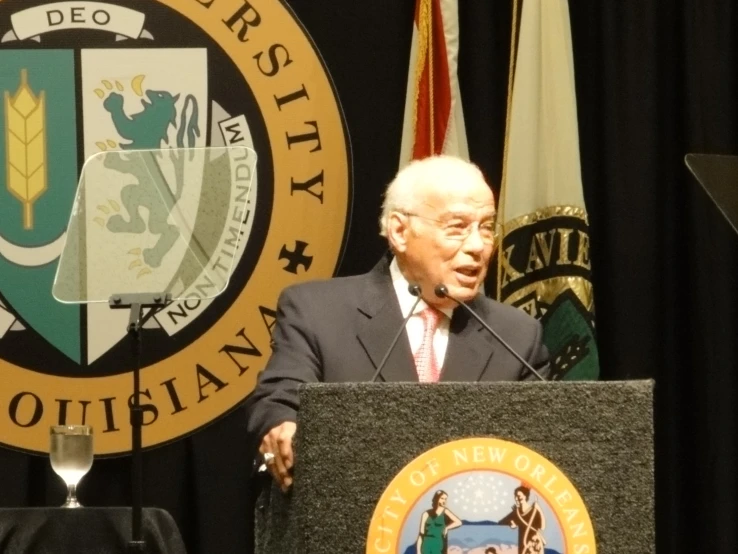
[402,212,501,244]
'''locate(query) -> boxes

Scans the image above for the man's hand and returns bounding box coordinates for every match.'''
[259,421,296,492]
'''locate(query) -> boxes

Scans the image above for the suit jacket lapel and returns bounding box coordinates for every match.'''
[440,297,496,382]
[355,258,418,382]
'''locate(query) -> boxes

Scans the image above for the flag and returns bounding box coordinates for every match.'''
[399,0,468,165]
[496,0,599,380]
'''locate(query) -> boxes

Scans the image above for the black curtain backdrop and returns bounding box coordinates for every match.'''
[1,1,737,553]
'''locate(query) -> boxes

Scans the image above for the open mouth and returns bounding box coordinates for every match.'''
[455,266,481,284]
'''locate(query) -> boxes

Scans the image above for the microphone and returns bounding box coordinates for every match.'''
[434,284,547,382]
[370,284,423,382]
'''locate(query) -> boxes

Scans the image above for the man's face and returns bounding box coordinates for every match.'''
[389,178,496,310]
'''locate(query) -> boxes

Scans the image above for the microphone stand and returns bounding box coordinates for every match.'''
[434,285,547,382]
[109,292,172,553]
[370,284,423,382]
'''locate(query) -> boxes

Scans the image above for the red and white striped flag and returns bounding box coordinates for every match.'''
[399,0,468,166]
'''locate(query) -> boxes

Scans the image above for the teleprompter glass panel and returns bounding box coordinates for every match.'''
[52,146,256,303]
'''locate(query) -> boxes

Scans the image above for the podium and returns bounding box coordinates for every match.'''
[255,381,654,554]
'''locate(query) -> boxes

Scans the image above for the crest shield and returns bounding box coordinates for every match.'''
[0,50,80,361]
[79,48,208,363]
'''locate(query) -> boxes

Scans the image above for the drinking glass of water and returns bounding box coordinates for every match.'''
[49,425,93,508]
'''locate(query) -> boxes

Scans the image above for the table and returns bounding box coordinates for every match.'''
[0,507,187,554]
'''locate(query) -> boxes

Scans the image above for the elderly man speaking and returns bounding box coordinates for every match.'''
[245,155,550,491]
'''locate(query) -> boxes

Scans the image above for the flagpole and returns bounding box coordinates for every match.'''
[496,0,522,301]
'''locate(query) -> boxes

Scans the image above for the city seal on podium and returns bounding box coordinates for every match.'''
[0,0,351,455]
[366,438,596,554]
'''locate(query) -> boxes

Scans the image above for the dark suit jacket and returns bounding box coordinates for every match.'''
[245,258,550,442]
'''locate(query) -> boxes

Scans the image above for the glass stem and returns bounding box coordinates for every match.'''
[66,483,78,507]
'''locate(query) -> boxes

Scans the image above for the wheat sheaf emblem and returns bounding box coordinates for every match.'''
[4,69,47,230]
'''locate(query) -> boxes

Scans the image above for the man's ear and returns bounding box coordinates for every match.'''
[386,212,409,253]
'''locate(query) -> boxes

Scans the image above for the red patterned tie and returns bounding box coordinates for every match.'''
[414,307,443,382]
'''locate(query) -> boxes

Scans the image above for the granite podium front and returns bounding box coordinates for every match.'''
[255,380,654,554]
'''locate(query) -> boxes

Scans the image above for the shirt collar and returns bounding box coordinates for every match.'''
[389,257,453,319]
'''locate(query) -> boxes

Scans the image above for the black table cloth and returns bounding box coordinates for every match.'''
[0,507,186,554]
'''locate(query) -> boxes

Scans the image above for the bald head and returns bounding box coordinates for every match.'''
[379,156,493,237]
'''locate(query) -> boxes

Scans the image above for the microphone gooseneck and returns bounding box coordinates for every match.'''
[370,284,423,383]
[434,284,547,382]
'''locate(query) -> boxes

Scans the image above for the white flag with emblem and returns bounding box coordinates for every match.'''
[497,0,599,380]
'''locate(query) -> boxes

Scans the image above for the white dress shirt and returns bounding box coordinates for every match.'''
[389,258,452,370]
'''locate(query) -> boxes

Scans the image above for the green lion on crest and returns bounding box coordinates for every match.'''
[100,88,200,269]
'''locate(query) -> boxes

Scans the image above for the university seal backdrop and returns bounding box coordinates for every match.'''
[0,0,352,455]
